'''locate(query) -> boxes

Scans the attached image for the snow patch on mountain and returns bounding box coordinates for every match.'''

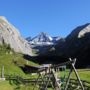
[27,32,61,46]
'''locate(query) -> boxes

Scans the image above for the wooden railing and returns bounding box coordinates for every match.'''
[3,75,90,90]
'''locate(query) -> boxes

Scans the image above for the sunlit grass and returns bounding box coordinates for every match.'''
[58,69,90,82]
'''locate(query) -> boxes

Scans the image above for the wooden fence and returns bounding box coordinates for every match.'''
[3,75,90,90]
[69,79,90,90]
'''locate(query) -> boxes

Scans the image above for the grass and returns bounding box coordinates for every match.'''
[58,69,90,82]
[0,81,14,90]
[0,80,36,90]
[0,44,90,90]
[0,69,89,90]
[0,44,39,78]
[71,69,90,82]
[0,44,40,90]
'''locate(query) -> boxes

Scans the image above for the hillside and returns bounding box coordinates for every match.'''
[54,23,90,67]
[36,23,90,68]
[0,16,32,56]
[0,44,38,77]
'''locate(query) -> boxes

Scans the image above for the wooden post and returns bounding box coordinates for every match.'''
[2,65,4,78]
[33,58,84,90]
[1,65,5,80]
[52,70,61,90]
[69,58,84,90]
[64,67,73,90]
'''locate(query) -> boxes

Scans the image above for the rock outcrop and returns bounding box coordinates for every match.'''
[0,16,32,56]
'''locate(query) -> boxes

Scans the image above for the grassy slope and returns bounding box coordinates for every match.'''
[0,45,39,90]
[0,45,90,90]
[0,54,38,76]
[0,45,38,77]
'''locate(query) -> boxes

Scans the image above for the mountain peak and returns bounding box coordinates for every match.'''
[78,23,90,38]
[27,32,53,45]
[0,16,8,22]
[32,32,53,42]
[27,32,62,46]
[40,32,47,35]
[39,32,51,39]
[67,23,90,39]
[84,23,90,26]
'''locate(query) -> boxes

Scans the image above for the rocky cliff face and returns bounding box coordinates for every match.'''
[0,16,32,56]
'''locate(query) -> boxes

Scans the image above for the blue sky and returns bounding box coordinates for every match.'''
[0,0,90,38]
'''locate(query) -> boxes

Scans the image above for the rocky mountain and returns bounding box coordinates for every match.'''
[66,23,90,39]
[61,23,90,56]
[37,23,90,67]
[0,16,32,56]
[26,23,90,67]
[26,32,62,55]
[27,32,61,46]
[27,32,53,46]
[54,23,90,67]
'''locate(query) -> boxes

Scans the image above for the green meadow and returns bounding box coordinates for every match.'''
[0,45,90,90]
